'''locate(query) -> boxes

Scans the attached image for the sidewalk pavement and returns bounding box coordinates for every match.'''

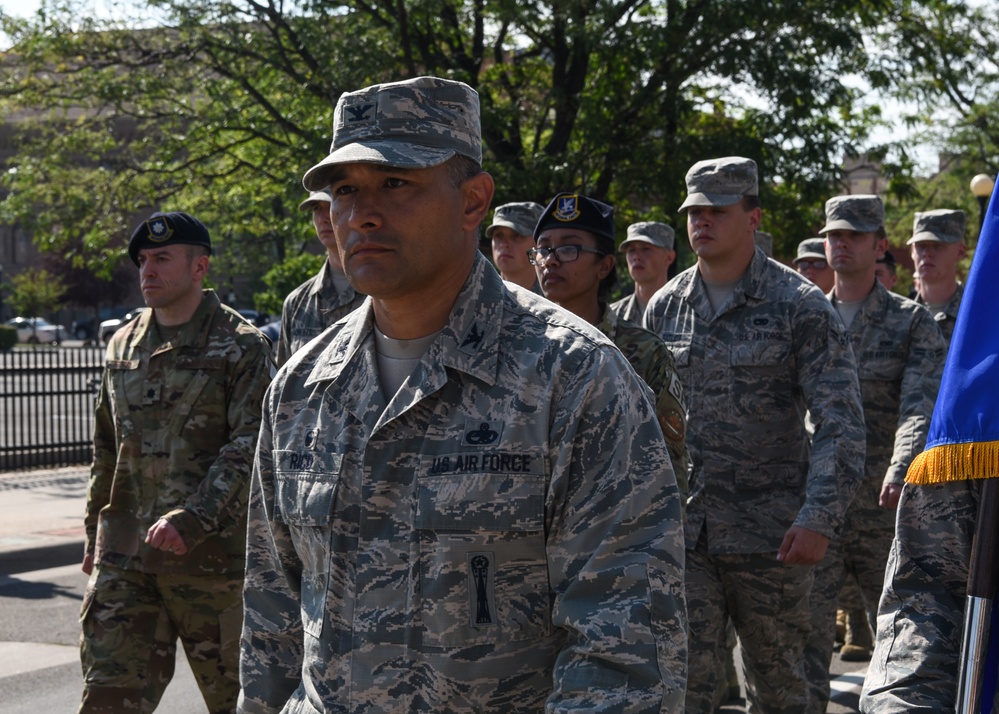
[0,466,88,573]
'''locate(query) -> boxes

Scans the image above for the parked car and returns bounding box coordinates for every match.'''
[99,308,144,345]
[4,317,67,344]
[71,317,97,341]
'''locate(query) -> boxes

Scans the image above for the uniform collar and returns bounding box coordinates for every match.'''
[682,246,770,319]
[126,290,220,354]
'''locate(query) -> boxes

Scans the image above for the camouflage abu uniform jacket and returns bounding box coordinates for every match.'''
[275,259,366,366]
[240,254,687,713]
[837,281,944,515]
[85,290,274,575]
[596,303,691,496]
[860,480,998,712]
[644,248,866,553]
[609,291,644,324]
[915,282,963,346]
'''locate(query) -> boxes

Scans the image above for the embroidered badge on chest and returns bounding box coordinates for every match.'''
[142,383,162,406]
[464,420,503,446]
[468,552,496,627]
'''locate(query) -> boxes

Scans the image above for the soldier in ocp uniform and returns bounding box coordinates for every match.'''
[275,189,367,367]
[79,212,274,713]
[803,195,945,713]
[531,194,690,496]
[644,156,866,713]
[610,221,679,323]
[908,208,967,346]
[486,201,545,292]
[239,76,687,713]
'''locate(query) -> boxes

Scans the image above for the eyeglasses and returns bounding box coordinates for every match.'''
[796,259,828,270]
[527,245,606,265]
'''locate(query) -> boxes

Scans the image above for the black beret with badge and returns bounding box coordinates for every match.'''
[128,212,213,267]
[534,192,615,252]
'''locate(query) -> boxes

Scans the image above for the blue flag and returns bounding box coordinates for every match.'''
[907,183,999,485]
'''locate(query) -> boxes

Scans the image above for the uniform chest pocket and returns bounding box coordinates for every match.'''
[415,468,551,647]
[729,338,791,367]
[274,450,343,526]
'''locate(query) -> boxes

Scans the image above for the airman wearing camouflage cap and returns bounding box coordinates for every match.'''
[804,192,944,712]
[611,221,677,323]
[486,201,544,292]
[242,76,688,713]
[793,237,834,294]
[275,189,366,367]
[646,155,865,714]
[908,209,968,345]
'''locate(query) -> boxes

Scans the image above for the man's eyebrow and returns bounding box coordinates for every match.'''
[326,164,418,185]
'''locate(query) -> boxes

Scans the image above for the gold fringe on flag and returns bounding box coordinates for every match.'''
[906,440,999,485]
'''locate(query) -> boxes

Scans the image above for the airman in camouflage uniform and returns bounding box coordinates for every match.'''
[80,212,274,713]
[860,480,999,712]
[793,237,835,293]
[239,77,687,714]
[611,221,679,323]
[487,201,545,293]
[275,189,366,366]
[644,156,866,714]
[908,208,967,346]
[531,196,690,494]
[804,195,945,713]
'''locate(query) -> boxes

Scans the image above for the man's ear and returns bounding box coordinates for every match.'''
[462,171,495,234]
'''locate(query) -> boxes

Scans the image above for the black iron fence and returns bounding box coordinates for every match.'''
[0,346,104,471]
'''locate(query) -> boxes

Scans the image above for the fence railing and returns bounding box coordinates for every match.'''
[0,346,104,471]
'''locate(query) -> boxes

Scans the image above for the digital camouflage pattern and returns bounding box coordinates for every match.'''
[860,480,999,712]
[79,565,242,713]
[820,195,886,234]
[596,304,690,497]
[82,289,274,712]
[486,201,544,239]
[240,254,688,713]
[907,208,966,245]
[678,156,758,210]
[609,292,644,324]
[621,221,676,250]
[644,248,866,713]
[275,260,367,366]
[915,283,964,347]
[794,237,827,263]
[303,76,482,190]
[805,281,944,712]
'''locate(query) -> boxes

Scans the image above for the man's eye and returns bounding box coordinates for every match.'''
[332,185,355,196]
[385,177,406,188]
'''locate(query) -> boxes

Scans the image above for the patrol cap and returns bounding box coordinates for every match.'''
[907,208,966,245]
[819,194,885,234]
[620,221,675,251]
[534,193,615,251]
[793,237,827,264]
[128,212,212,267]
[678,156,758,211]
[754,230,773,257]
[303,76,482,191]
[299,189,332,211]
[485,202,544,239]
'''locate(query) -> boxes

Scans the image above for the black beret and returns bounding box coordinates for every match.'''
[128,212,213,266]
[534,193,615,250]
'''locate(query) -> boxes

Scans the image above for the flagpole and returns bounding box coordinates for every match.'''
[956,477,999,714]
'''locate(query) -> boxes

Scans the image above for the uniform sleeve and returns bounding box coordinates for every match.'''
[792,297,866,537]
[239,382,306,712]
[646,342,691,499]
[861,480,978,712]
[275,292,295,368]
[84,365,117,555]
[546,345,687,713]
[163,337,275,548]
[883,311,945,488]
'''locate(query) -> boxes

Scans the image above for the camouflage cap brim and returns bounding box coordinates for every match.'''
[303,141,456,191]
[819,217,883,234]
[677,192,744,212]
[906,232,951,245]
[792,250,827,263]
[298,190,333,211]
[485,218,521,239]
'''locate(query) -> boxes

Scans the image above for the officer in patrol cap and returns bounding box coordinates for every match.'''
[240,76,687,713]
[81,210,273,713]
[907,208,967,345]
[803,193,943,711]
[644,156,865,713]
[610,221,677,323]
[793,237,834,293]
[273,189,366,366]
[485,201,544,292]
[127,211,212,266]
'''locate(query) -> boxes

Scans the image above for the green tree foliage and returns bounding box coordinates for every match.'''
[6,267,67,319]
[253,252,326,316]
[0,0,996,278]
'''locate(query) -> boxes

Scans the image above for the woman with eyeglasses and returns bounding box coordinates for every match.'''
[531,193,690,499]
